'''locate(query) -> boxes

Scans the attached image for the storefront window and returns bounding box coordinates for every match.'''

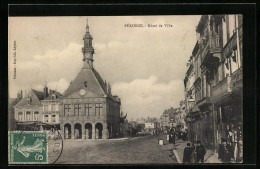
[18,112,23,121]
[26,111,31,121]
[34,112,39,121]
[52,115,56,122]
[44,115,48,122]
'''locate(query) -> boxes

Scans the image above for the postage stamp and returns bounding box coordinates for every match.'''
[9,131,48,164]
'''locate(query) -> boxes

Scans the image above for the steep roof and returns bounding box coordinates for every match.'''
[63,66,107,98]
[9,97,21,108]
[14,89,44,107]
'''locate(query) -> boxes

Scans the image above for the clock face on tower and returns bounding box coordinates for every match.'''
[79,89,87,96]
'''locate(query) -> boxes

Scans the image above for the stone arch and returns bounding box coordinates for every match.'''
[74,123,82,139]
[85,123,92,139]
[95,123,103,139]
[64,123,71,139]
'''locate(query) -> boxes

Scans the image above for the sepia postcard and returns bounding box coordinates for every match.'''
[8,15,244,164]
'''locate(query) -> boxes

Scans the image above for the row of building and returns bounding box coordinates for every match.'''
[183,15,243,162]
[159,100,187,133]
[9,22,125,140]
[128,117,160,132]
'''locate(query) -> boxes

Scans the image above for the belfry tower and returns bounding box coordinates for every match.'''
[82,19,95,68]
[61,20,121,140]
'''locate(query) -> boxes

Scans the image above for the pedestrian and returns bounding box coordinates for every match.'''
[171,132,176,145]
[190,142,196,163]
[218,138,225,161]
[183,143,193,163]
[195,140,206,163]
[218,138,234,163]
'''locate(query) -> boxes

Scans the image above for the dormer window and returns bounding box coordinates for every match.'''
[27,98,32,104]
[84,81,87,88]
[51,94,56,100]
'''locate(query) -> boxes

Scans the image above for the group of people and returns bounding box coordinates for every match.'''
[178,130,188,141]
[183,140,206,163]
[182,138,235,163]
[218,138,234,163]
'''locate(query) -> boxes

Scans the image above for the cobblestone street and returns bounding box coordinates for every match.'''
[55,134,177,164]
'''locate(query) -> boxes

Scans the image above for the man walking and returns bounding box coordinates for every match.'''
[183,143,193,163]
[218,138,234,163]
[195,140,206,163]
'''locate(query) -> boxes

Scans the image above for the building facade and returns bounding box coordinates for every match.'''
[13,89,45,131]
[41,88,62,130]
[211,15,243,162]
[60,22,121,140]
[184,14,243,161]
[175,100,187,132]
[159,107,176,132]
[8,90,23,131]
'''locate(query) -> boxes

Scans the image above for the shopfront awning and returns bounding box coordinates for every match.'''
[191,105,200,113]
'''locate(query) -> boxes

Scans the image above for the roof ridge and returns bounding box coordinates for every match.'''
[62,67,107,98]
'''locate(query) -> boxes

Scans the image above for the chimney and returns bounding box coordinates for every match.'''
[108,83,111,95]
[17,92,21,99]
[20,89,23,99]
[44,84,48,98]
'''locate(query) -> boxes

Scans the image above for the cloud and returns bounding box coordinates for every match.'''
[112,76,184,120]
[9,16,201,120]
[9,43,82,97]
[47,78,70,93]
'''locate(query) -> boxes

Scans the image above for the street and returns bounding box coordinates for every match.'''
[54,134,177,164]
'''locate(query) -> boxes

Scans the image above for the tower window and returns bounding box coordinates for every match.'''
[84,81,87,88]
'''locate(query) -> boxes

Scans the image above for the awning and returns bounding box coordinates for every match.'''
[191,105,200,113]
[17,121,59,126]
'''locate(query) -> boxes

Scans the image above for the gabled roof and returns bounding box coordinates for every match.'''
[14,89,44,107]
[92,68,108,94]
[9,98,21,108]
[63,66,107,97]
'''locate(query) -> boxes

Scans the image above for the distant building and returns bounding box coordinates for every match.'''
[145,122,154,129]
[60,21,121,140]
[13,89,45,130]
[144,122,160,131]
[159,107,177,131]
[8,90,23,131]
[41,89,62,130]
[119,113,130,137]
[175,100,187,132]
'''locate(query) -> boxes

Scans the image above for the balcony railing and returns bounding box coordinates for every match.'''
[212,67,243,103]
[223,25,242,57]
[231,67,243,93]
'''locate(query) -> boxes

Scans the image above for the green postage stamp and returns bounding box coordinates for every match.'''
[9,131,48,164]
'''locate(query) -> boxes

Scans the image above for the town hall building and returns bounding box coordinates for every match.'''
[60,21,121,140]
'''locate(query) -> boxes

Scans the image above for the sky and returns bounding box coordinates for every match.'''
[8,16,201,120]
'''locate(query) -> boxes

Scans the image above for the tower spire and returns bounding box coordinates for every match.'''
[82,18,94,68]
[86,19,89,32]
